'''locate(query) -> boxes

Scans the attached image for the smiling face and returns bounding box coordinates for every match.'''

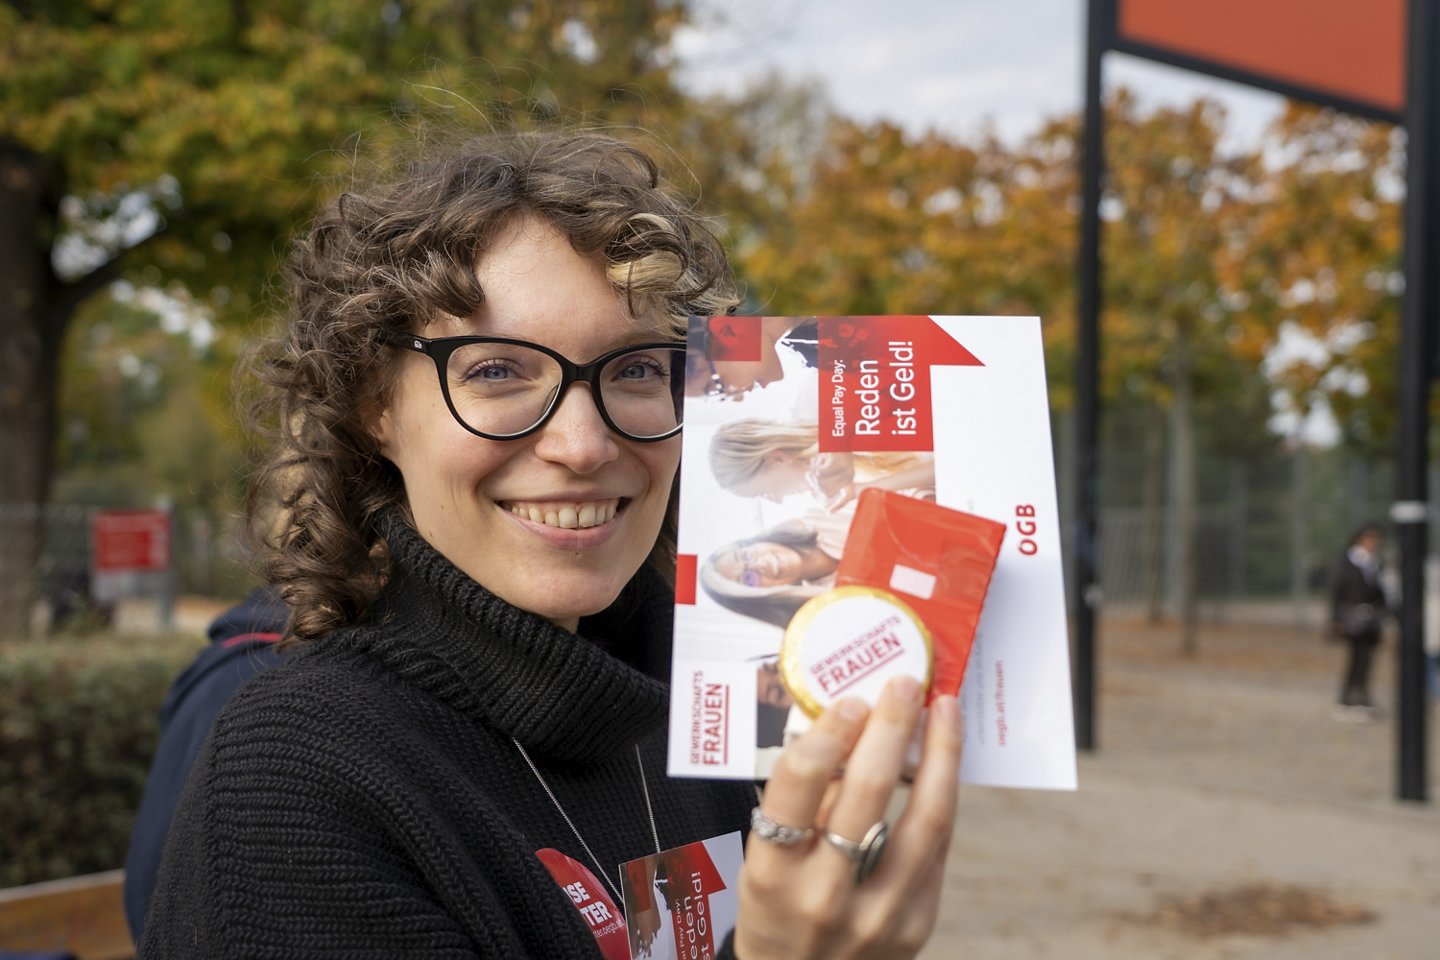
[372,215,680,631]
[710,538,834,588]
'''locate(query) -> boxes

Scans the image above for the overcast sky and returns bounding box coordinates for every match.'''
[674,0,1287,147]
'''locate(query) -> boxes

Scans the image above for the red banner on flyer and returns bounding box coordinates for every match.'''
[660,843,726,960]
[817,316,981,453]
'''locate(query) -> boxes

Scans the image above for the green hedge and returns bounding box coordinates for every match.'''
[0,632,202,886]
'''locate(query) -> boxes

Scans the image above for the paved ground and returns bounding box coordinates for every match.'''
[920,610,1440,960]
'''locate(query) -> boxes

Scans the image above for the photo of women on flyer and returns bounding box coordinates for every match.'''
[709,418,935,510]
[682,316,817,401]
[698,512,848,627]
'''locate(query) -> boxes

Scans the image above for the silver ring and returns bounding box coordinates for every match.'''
[750,806,815,847]
[823,820,890,883]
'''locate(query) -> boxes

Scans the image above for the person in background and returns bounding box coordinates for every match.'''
[122,586,287,942]
[1328,523,1388,720]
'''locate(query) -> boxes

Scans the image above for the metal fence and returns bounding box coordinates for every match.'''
[1055,426,1430,629]
[0,502,253,631]
[1,439,1432,633]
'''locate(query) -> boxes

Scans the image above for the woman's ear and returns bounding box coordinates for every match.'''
[361,393,397,459]
[369,412,393,457]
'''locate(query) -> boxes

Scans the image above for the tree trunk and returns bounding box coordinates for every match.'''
[1172,322,1199,657]
[0,139,63,636]
[1141,408,1167,621]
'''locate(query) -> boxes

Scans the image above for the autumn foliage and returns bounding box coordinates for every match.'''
[0,4,1408,638]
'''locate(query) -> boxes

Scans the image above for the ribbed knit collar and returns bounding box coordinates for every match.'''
[345,511,672,765]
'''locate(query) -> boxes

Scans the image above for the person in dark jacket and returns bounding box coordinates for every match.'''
[123,586,287,941]
[1329,523,1388,717]
[137,130,964,959]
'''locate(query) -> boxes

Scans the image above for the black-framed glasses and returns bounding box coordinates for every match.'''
[735,545,766,587]
[380,330,687,442]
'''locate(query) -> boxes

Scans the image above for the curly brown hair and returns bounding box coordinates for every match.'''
[242,129,740,643]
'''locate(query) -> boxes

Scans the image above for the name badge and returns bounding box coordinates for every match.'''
[619,831,744,960]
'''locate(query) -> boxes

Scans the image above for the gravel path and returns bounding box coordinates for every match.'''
[919,611,1440,959]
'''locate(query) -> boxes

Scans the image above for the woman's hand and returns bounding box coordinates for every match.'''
[630,905,662,957]
[734,677,963,959]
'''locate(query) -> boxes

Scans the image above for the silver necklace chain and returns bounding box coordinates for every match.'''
[513,739,661,905]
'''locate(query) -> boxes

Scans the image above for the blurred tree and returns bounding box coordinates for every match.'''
[1217,103,1403,455]
[53,288,251,595]
[728,91,1346,651]
[675,71,835,306]
[1101,91,1262,650]
[733,114,1080,382]
[0,0,695,632]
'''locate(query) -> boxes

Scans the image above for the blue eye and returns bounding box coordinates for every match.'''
[616,356,666,380]
[466,361,513,382]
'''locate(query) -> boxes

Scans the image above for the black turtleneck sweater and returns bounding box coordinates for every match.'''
[138,516,753,958]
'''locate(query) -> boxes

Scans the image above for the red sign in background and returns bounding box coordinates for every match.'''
[1116,0,1405,115]
[92,510,171,573]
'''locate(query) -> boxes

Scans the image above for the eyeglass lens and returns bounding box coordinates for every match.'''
[738,545,763,587]
[444,342,685,439]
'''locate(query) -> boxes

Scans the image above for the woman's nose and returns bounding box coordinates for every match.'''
[530,384,620,473]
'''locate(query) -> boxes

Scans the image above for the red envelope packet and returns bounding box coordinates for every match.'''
[835,489,1006,700]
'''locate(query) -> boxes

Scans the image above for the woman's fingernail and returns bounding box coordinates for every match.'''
[837,698,869,722]
[933,693,959,725]
[891,675,922,703]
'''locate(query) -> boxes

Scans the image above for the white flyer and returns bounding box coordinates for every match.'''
[668,315,1076,790]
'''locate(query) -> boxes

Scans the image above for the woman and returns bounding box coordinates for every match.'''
[1328,523,1388,717]
[139,130,962,959]
[698,515,850,629]
[709,418,936,510]
[684,315,819,400]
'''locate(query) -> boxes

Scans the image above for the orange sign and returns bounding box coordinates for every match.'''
[1116,0,1406,116]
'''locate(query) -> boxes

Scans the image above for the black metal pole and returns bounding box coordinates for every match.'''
[1073,0,1109,752]
[1396,0,1437,804]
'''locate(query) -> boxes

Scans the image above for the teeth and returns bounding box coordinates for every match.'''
[507,499,620,530]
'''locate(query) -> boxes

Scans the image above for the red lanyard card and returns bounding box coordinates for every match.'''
[535,848,630,960]
[834,488,1006,700]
